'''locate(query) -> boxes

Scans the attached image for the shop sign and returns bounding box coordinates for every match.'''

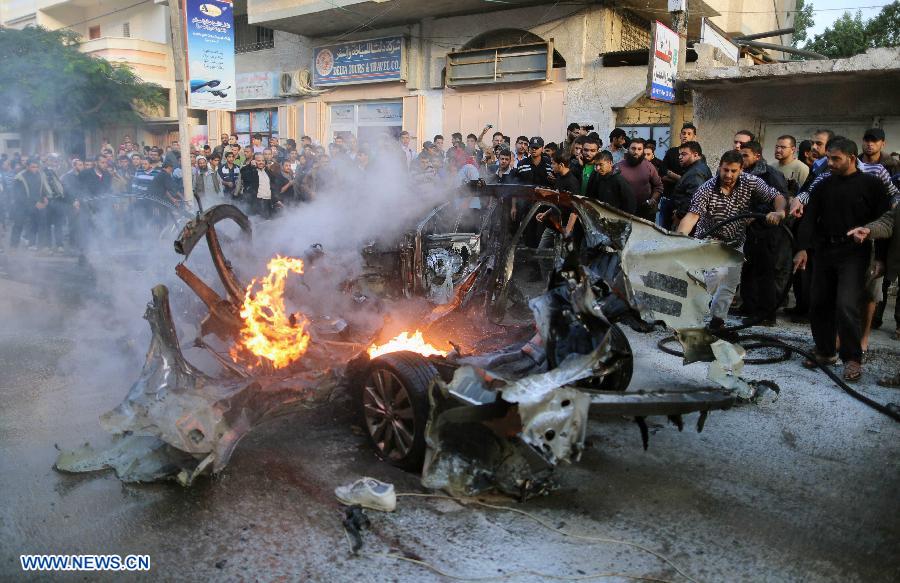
[185,0,236,111]
[648,21,679,103]
[313,36,405,87]
[236,71,279,101]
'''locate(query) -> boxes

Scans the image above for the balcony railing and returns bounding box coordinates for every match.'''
[235,39,275,54]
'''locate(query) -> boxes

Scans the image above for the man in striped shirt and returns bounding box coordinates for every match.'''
[677,150,786,330]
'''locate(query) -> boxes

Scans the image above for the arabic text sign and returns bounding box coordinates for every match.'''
[185,1,236,111]
[236,71,278,101]
[649,21,679,103]
[313,36,404,87]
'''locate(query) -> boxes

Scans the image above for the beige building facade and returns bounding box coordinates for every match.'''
[2,0,797,155]
[223,0,796,153]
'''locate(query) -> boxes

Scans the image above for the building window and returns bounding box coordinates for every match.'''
[6,139,21,150]
[330,101,403,146]
[232,109,278,147]
[89,25,101,40]
[234,14,274,53]
[122,22,130,38]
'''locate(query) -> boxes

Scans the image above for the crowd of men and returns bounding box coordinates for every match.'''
[1,121,899,385]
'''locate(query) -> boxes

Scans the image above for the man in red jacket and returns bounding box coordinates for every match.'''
[616,139,663,221]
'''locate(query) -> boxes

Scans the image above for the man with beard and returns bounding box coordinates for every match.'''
[616,139,662,220]
[192,155,222,205]
[585,151,635,214]
[738,141,789,325]
[793,138,890,382]
[773,135,809,196]
[677,150,786,331]
[560,122,581,157]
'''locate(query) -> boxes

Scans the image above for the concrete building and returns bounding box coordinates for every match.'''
[1,0,799,156]
[1,0,183,154]
[683,47,900,166]
[220,0,796,152]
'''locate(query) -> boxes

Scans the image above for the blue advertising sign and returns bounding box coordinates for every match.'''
[185,1,236,111]
[313,36,405,87]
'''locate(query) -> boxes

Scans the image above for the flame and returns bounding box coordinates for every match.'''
[368,330,448,359]
[232,255,310,369]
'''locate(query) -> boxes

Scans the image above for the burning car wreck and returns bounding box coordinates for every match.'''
[56,184,746,498]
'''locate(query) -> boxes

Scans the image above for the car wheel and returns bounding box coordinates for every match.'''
[357,351,437,470]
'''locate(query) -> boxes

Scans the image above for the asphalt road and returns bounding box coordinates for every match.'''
[1,248,898,582]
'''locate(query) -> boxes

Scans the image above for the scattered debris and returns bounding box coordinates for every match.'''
[57,188,751,494]
[342,505,371,555]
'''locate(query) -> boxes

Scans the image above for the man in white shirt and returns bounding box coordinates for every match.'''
[399,131,415,168]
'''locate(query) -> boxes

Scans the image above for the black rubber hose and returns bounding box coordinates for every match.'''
[657,212,900,423]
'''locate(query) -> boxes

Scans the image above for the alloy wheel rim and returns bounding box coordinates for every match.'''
[362,369,415,460]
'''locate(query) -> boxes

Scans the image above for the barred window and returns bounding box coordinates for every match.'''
[234,14,274,53]
[619,10,651,52]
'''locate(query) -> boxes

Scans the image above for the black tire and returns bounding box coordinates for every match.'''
[547,322,633,392]
[355,351,438,471]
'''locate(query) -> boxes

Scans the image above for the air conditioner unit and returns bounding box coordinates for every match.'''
[280,69,326,96]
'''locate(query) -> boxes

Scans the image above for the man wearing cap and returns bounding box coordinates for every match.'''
[515,137,553,188]
[861,127,900,183]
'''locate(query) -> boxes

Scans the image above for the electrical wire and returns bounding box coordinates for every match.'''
[655,212,900,423]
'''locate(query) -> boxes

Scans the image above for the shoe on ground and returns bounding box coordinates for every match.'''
[334,477,396,512]
[843,360,862,382]
[802,351,838,369]
[708,317,725,330]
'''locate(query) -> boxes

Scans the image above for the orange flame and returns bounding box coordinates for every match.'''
[233,256,310,369]
[368,330,448,359]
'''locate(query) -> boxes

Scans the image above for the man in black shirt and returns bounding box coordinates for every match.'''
[659,122,697,226]
[739,141,789,325]
[515,137,553,187]
[584,151,635,214]
[536,152,580,248]
[794,138,890,381]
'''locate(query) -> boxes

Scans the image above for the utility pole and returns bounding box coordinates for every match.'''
[668,2,688,147]
[166,0,193,205]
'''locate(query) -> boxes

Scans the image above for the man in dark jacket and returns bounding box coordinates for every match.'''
[668,141,711,229]
[10,159,53,249]
[739,141,789,325]
[240,153,280,218]
[585,151,636,214]
[793,138,890,382]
